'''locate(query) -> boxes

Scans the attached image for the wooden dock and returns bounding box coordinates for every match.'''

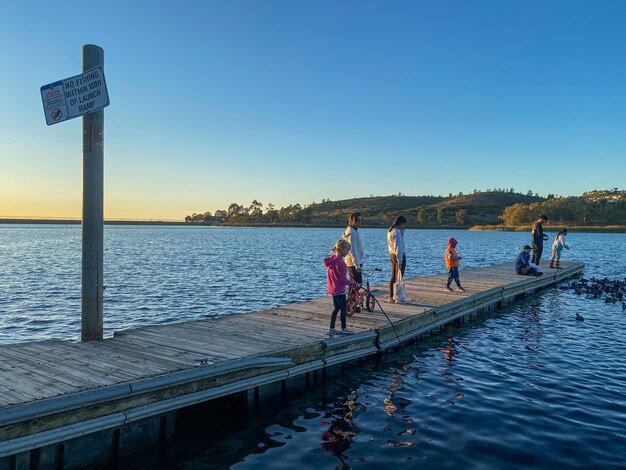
[0,261,583,468]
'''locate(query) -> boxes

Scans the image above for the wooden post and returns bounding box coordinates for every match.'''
[81,44,104,341]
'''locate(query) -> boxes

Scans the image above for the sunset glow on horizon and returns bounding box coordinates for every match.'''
[2,1,626,221]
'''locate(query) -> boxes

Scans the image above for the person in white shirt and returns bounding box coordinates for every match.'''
[387,215,407,302]
[343,212,364,285]
[549,228,570,269]
[343,212,364,312]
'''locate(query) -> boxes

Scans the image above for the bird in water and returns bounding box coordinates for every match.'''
[560,277,626,307]
[576,313,585,321]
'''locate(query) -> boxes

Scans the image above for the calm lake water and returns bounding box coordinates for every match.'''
[1,225,625,468]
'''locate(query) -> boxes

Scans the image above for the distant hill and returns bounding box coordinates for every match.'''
[305,192,544,227]
[186,190,546,227]
[306,195,444,226]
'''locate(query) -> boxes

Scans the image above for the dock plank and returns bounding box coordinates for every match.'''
[115,330,252,359]
[0,348,106,391]
[111,335,227,364]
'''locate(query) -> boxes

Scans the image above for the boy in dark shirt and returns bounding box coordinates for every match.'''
[531,214,549,265]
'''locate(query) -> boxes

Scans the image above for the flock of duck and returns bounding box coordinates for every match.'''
[558,277,626,320]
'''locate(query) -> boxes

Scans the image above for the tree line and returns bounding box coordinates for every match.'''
[185,189,625,227]
[501,195,626,226]
[185,200,310,225]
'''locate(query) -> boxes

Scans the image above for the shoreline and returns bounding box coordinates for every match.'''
[469,224,626,233]
[0,218,187,226]
[2,219,626,232]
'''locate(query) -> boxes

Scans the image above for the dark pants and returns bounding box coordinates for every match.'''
[446,267,461,287]
[330,294,347,330]
[389,254,406,298]
[347,265,363,308]
[532,242,543,265]
[347,265,363,285]
[517,266,538,276]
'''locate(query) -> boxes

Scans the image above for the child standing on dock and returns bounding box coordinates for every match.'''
[444,237,465,292]
[549,228,570,269]
[324,239,360,337]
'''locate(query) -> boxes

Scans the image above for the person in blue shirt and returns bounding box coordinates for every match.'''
[515,245,543,276]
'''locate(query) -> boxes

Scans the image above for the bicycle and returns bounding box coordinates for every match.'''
[347,268,381,316]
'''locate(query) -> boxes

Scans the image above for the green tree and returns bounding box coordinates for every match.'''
[455,209,467,225]
[227,203,245,223]
[248,200,263,222]
[437,207,444,224]
[501,203,533,225]
[416,207,426,224]
[265,203,277,223]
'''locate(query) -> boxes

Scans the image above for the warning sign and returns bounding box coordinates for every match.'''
[40,66,110,126]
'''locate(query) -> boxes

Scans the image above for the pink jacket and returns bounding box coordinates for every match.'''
[323,255,357,296]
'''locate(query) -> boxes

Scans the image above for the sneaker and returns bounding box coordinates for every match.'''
[444,286,453,292]
[456,287,466,292]
[328,328,336,337]
[340,329,354,335]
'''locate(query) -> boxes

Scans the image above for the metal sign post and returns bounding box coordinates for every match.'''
[81,45,105,341]
[40,45,109,341]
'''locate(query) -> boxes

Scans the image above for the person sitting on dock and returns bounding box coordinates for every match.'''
[444,237,465,292]
[324,239,360,337]
[549,228,570,269]
[515,245,543,276]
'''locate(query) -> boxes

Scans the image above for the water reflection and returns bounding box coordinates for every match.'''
[320,392,358,469]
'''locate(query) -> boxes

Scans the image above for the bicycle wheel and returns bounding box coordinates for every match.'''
[346,298,357,317]
[366,293,375,312]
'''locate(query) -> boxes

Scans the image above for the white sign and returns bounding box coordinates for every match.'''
[40,66,110,126]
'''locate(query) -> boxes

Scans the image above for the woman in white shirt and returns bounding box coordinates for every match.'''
[343,212,364,285]
[343,212,364,312]
[387,215,407,302]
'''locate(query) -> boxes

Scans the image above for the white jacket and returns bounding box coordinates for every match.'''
[387,227,406,258]
[342,226,364,267]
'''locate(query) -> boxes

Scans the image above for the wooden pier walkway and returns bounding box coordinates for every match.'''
[0,260,583,468]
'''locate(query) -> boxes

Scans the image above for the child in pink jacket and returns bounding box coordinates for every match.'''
[323,239,360,337]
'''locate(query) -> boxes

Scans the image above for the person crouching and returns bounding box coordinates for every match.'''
[515,245,542,276]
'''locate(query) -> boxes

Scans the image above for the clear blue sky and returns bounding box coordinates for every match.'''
[1,0,625,220]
